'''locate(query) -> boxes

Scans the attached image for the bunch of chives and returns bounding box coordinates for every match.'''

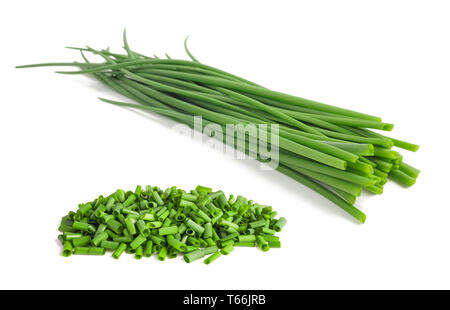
[18,31,420,223]
[58,185,286,264]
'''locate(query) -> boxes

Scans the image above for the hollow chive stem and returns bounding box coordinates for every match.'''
[72,221,95,233]
[124,68,380,121]
[256,236,269,252]
[249,219,266,229]
[183,246,218,263]
[268,241,281,248]
[389,169,416,187]
[280,153,375,187]
[63,232,83,240]
[203,251,221,264]
[124,217,137,235]
[152,191,164,205]
[106,219,123,234]
[158,225,178,236]
[134,246,144,259]
[58,183,286,263]
[168,238,188,252]
[273,218,287,232]
[235,241,256,247]
[238,235,256,242]
[92,231,108,247]
[277,165,366,223]
[100,240,120,250]
[157,247,168,261]
[130,234,147,250]
[144,240,153,257]
[290,165,362,196]
[136,220,150,236]
[101,94,347,170]
[62,241,73,257]
[29,34,419,229]
[72,236,91,247]
[399,162,420,179]
[73,247,106,255]
[220,244,235,255]
[112,243,127,259]
[185,219,205,235]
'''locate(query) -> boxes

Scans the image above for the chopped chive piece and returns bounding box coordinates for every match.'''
[273,217,287,232]
[112,243,127,259]
[72,236,91,247]
[62,241,73,257]
[158,225,178,236]
[73,247,106,255]
[220,244,234,255]
[100,240,120,250]
[92,231,108,247]
[268,241,281,248]
[135,246,144,259]
[235,241,256,247]
[130,234,147,250]
[157,247,167,261]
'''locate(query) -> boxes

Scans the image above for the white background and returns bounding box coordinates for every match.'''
[1,0,449,289]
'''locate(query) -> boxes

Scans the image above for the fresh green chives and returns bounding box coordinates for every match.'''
[58,185,285,263]
[249,219,266,229]
[218,219,239,230]
[18,32,421,223]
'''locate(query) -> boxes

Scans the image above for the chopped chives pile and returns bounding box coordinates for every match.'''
[58,185,286,263]
[18,31,420,223]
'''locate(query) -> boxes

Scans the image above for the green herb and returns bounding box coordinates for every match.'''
[57,185,285,262]
[17,31,420,223]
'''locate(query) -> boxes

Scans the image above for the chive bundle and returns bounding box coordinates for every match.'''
[18,31,420,223]
[58,185,286,264]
